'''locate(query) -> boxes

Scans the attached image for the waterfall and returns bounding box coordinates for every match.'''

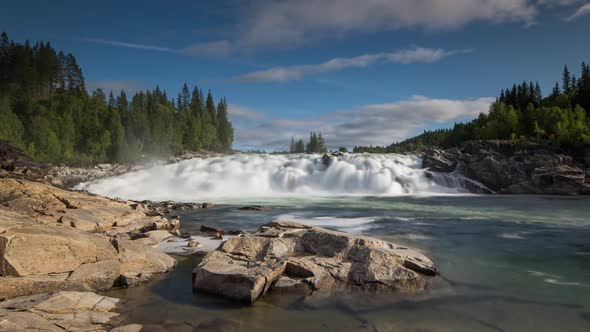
[77,154,466,201]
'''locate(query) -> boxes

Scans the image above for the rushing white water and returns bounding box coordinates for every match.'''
[77,153,467,201]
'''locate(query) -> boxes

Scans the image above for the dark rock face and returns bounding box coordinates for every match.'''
[192,221,438,304]
[422,140,590,195]
[422,149,459,172]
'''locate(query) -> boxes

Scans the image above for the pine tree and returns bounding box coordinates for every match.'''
[563,65,572,95]
[216,97,233,151]
[552,82,560,98]
[201,91,218,150]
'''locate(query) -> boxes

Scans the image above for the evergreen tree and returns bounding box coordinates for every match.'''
[216,98,233,151]
[563,65,572,95]
[201,91,218,150]
[0,31,235,164]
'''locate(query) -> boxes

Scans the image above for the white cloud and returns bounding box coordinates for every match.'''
[567,2,590,20]
[231,96,494,150]
[236,48,471,82]
[83,1,582,55]
[236,0,540,47]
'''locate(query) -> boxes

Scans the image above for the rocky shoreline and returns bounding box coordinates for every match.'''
[4,139,585,330]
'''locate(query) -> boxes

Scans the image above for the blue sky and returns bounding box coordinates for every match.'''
[2,0,590,150]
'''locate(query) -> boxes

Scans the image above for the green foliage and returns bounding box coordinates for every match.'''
[0,96,24,147]
[357,61,590,153]
[338,146,348,153]
[0,31,234,165]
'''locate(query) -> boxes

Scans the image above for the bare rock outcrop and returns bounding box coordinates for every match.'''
[0,291,124,331]
[422,140,590,194]
[0,208,176,299]
[192,221,437,304]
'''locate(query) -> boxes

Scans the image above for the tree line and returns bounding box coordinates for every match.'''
[289,132,327,153]
[354,62,590,153]
[0,32,233,165]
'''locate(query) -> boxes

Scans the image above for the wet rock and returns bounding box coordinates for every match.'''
[187,240,200,248]
[238,205,270,211]
[192,221,437,303]
[201,202,215,209]
[272,276,312,295]
[200,225,224,234]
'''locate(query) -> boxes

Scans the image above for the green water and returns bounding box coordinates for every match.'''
[106,195,590,331]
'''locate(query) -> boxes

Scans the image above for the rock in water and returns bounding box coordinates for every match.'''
[192,221,437,303]
[238,205,270,211]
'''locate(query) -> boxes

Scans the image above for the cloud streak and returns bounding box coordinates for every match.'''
[230,96,494,150]
[82,38,173,52]
[235,48,471,82]
[82,37,232,57]
[567,3,590,20]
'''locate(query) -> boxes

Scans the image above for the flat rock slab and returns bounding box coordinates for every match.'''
[192,221,438,303]
[0,291,122,332]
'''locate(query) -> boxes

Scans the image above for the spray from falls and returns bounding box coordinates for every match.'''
[77,154,467,201]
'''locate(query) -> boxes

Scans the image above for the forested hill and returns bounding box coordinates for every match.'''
[354,63,590,154]
[0,32,234,165]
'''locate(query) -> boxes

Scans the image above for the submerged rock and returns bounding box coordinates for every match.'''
[192,221,437,304]
[238,205,270,211]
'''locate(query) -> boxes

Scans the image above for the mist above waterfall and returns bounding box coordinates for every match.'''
[77,154,466,201]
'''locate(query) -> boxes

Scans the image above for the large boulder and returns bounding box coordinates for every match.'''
[115,238,176,275]
[0,211,118,278]
[192,221,437,303]
[0,208,176,299]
